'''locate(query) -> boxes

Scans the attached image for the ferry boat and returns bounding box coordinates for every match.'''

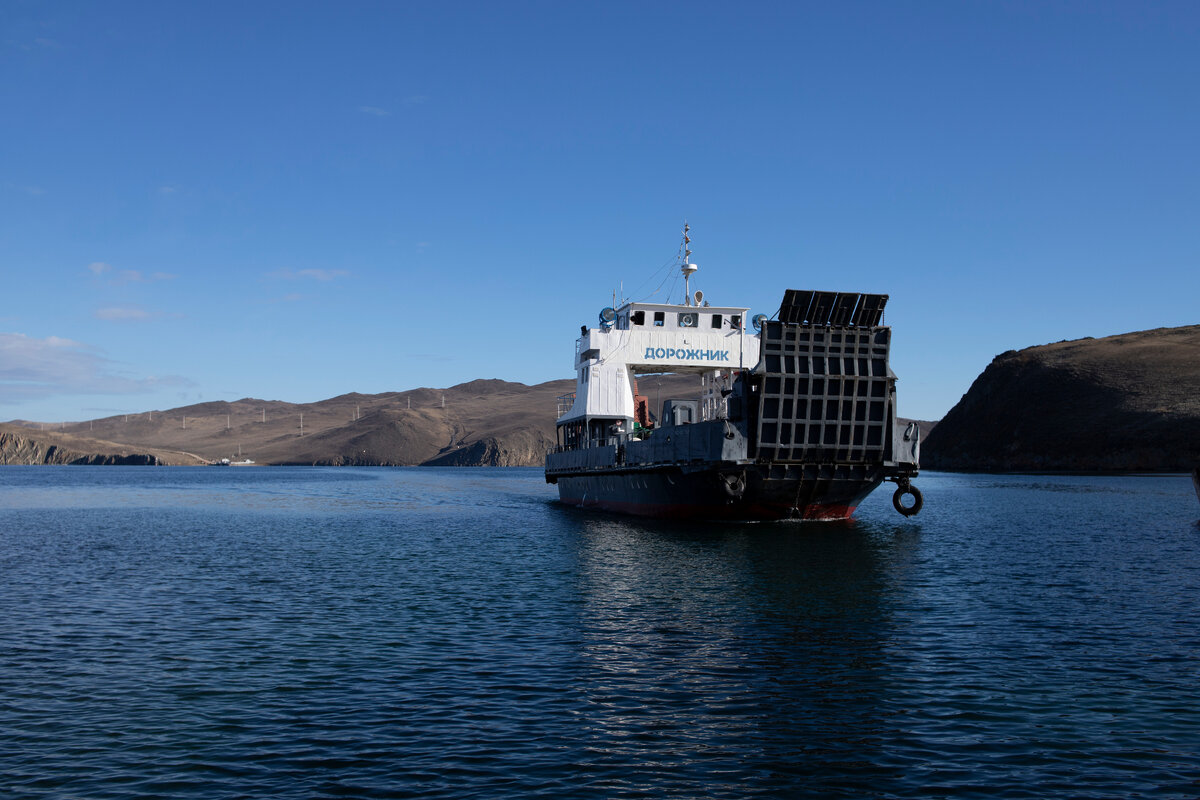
[544,228,922,521]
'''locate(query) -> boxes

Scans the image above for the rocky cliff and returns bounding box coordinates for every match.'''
[923,326,1200,471]
[0,427,206,466]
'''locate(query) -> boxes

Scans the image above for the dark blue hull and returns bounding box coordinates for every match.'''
[554,463,885,521]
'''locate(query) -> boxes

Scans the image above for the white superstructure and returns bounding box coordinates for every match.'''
[554,226,763,452]
[559,300,760,422]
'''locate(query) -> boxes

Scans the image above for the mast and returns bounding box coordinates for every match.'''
[681,223,697,306]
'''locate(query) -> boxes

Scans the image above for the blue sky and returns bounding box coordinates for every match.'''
[2,1,1197,423]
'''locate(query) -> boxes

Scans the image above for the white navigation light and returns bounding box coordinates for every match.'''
[694,290,704,306]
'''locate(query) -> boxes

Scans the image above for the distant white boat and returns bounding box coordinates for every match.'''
[215,458,257,467]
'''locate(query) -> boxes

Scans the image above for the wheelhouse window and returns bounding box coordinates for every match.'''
[653,311,665,326]
[631,310,645,326]
[711,314,723,328]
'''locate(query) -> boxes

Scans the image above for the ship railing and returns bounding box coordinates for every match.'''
[548,431,636,455]
[556,393,576,418]
[548,421,743,468]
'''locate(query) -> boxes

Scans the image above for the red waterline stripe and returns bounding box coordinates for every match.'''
[559,496,856,521]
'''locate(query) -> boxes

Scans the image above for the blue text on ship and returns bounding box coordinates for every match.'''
[644,348,731,361]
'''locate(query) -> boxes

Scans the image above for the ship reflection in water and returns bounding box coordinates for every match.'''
[569,512,920,790]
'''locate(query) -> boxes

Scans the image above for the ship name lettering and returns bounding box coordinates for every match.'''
[642,347,732,362]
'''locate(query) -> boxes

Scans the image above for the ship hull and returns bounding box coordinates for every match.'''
[555,463,885,521]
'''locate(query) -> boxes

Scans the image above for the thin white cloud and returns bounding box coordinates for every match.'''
[301,268,348,281]
[0,332,193,403]
[358,105,391,117]
[94,306,158,321]
[44,335,86,347]
[86,263,176,284]
[3,182,47,196]
[114,269,177,284]
[268,268,350,281]
[5,37,60,52]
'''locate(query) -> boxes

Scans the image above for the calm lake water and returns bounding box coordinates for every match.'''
[1,467,1198,799]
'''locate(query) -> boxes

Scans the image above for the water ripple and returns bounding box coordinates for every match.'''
[1,467,1199,797]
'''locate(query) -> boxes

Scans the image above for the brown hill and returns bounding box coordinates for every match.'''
[923,325,1200,471]
[4,375,701,467]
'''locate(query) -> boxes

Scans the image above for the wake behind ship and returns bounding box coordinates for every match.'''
[544,233,922,521]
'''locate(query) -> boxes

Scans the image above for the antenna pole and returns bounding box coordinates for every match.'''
[682,223,694,306]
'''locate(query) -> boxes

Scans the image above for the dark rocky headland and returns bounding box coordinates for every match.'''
[922,325,1200,472]
[0,427,205,466]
